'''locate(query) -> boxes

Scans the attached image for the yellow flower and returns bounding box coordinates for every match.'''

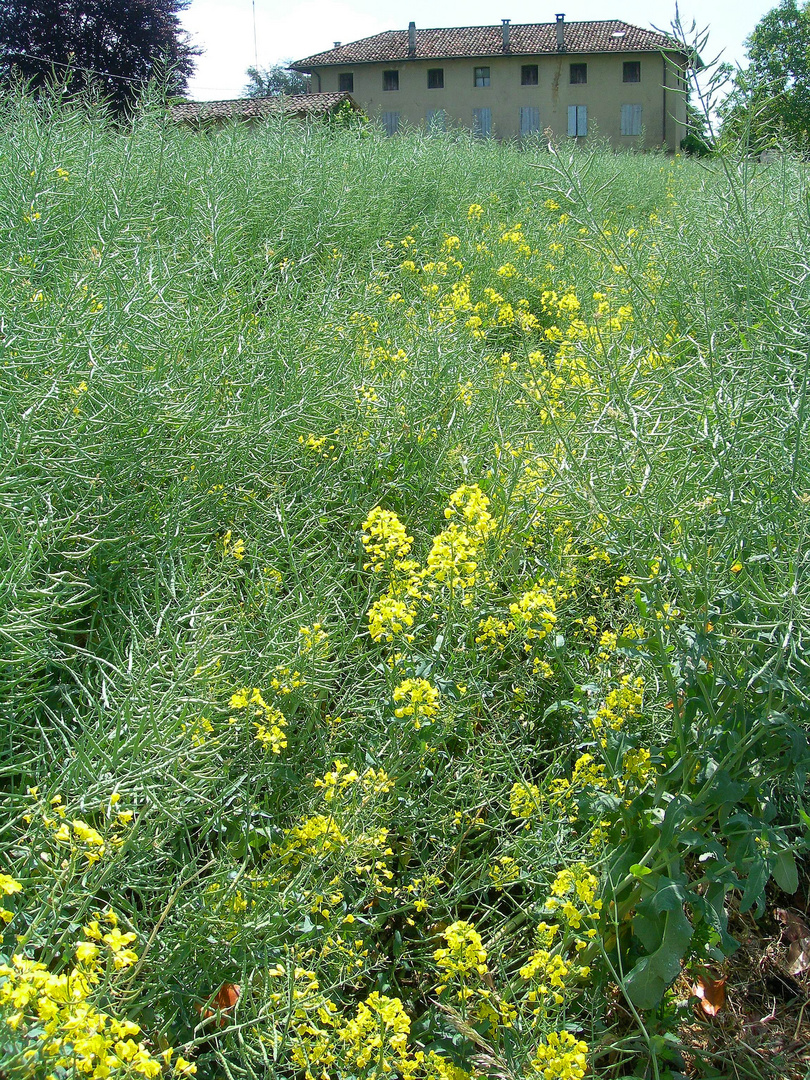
[0,874,22,896]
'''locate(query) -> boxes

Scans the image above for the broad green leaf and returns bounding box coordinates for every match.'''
[771,849,798,895]
[624,904,693,1009]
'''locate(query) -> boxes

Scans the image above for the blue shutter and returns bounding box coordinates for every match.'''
[621,104,642,136]
[382,111,400,136]
[520,106,540,135]
[472,107,491,137]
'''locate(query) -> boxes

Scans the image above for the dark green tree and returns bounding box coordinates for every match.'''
[242,62,307,99]
[720,0,810,148]
[0,0,198,112]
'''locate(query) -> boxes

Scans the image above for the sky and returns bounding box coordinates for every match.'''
[180,0,773,101]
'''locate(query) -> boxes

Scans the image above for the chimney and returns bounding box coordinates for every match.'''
[408,21,416,57]
[555,13,565,51]
[334,42,341,48]
[502,18,511,52]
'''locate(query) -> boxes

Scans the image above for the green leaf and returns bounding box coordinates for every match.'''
[771,849,799,895]
[739,856,769,915]
[629,863,653,877]
[624,904,693,1009]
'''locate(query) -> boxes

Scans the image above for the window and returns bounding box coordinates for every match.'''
[427,109,446,132]
[474,66,490,87]
[521,64,538,85]
[383,70,399,91]
[472,107,492,137]
[621,103,642,136]
[382,111,400,136]
[520,106,540,136]
[338,72,353,92]
[569,63,587,84]
[567,104,587,137]
[427,68,444,88]
[623,61,641,83]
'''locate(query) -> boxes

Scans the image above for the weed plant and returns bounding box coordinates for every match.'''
[1,92,809,1080]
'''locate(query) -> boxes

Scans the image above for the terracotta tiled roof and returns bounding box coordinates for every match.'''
[292,20,680,69]
[170,92,356,122]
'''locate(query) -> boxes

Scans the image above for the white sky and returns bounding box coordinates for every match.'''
[180,1,771,101]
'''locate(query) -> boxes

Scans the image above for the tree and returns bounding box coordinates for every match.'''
[243,62,307,99]
[0,0,198,113]
[720,0,810,148]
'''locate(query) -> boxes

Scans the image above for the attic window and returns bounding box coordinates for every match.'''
[338,72,354,92]
[383,69,399,91]
[521,64,539,85]
[612,30,626,37]
[427,68,444,88]
[623,61,640,83]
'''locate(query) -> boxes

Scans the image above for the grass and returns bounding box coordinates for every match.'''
[1,91,809,1080]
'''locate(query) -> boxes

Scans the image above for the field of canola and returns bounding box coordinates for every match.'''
[1,97,809,1080]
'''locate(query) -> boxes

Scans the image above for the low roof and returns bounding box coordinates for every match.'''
[170,92,356,122]
[292,20,681,70]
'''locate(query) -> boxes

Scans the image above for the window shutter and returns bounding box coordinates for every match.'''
[569,105,586,136]
[621,104,642,135]
[472,107,491,137]
[520,106,540,135]
[382,112,400,136]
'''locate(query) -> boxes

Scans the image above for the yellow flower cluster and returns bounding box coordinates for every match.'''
[622,746,657,786]
[364,483,496,641]
[530,1031,588,1080]
[313,760,394,802]
[545,866,602,932]
[286,975,470,1080]
[509,581,558,643]
[475,614,514,648]
[222,529,245,560]
[0,873,21,924]
[434,921,515,1033]
[392,677,440,728]
[30,791,133,868]
[510,780,541,821]
[362,506,414,570]
[488,855,520,891]
[229,687,288,754]
[426,484,495,594]
[299,623,329,657]
[434,920,488,983]
[0,906,192,1079]
[594,674,644,731]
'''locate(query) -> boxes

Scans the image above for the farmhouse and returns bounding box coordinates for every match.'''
[291,15,689,149]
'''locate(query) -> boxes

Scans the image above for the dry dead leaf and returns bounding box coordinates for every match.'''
[693,970,727,1016]
[199,982,240,1027]
[774,908,810,976]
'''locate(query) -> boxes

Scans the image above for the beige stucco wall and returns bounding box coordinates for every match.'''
[309,52,686,149]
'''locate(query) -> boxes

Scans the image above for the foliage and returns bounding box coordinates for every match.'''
[243,61,308,99]
[1,91,809,1080]
[0,0,197,112]
[720,0,810,149]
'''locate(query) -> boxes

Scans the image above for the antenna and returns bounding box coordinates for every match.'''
[252,0,258,67]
